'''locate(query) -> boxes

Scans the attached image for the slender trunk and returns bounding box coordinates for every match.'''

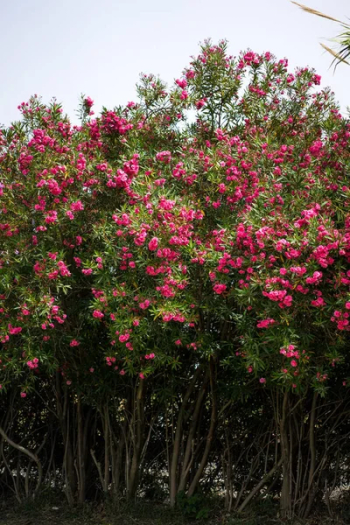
[104,404,110,493]
[169,366,203,507]
[112,424,125,498]
[304,392,318,518]
[56,375,76,504]
[127,379,145,500]
[187,360,217,496]
[178,372,209,492]
[77,396,86,504]
[238,458,283,513]
[0,426,43,496]
[280,391,291,519]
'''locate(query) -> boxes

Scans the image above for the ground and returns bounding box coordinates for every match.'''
[0,496,347,525]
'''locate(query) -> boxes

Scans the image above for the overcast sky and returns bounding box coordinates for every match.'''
[1,0,349,126]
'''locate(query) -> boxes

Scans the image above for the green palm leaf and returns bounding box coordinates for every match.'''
[291,1,350,69]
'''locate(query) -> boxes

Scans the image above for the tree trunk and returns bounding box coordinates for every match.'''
[55,375,77,504]
[187,359,217,496]
[127,379,145,500]
[77,396,86,504]
[169,366,204,507]
[280,392,291,519]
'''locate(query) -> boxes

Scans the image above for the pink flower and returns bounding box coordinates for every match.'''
[311,297,325,307]
[213,283,227,295]
[175,78,187,88]
[57,261,71,277]
[175,339,182,346]
[134,232,147,246]
[290,360,298,368]
[313,74,321,85]
[70,339,80,347]
[20,392,27,398]
[139,300,150,310]
[84,97,94,108]
[155,151,172,163]
[180,90,188,100]
[139,372,145,379]
[27,358,39,369]
[306,271,323,285]
[8,324,22,335]
[148,237,159,251]
[45,210,58,224]
[259,378,266,384]
[257,318,275,329]
[93,310,104,319]
[70,200,84,212]
[196,99,206,109]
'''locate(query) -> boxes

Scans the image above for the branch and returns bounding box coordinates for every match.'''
[0,426,42,496]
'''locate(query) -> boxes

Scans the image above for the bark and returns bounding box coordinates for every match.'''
[237,458,283,513]
[280,391,291,519]
[178,371,209,492]
[169,365,203,507]
[187,360,217,496]
[77,396,86,504]
[0,426,43,496]
[304,392,318,518]
[127,379,145,500]
[103,403,110,493]
[55,375,77,504]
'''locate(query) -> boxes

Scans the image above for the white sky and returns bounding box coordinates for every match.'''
[1,0,349,126]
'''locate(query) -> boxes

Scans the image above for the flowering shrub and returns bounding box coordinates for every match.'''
[1,40,349,398]
[0,39,350,515]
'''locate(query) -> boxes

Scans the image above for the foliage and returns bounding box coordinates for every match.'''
[176,491,209,520]
[0,39,350,520]
[292,2,350,68]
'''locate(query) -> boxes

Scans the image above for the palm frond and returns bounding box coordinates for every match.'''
[291,1,344,24]
[292,2,350,68]
[320,43,350,67]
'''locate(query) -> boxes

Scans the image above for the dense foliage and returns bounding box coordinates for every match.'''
[1,40,350,520]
